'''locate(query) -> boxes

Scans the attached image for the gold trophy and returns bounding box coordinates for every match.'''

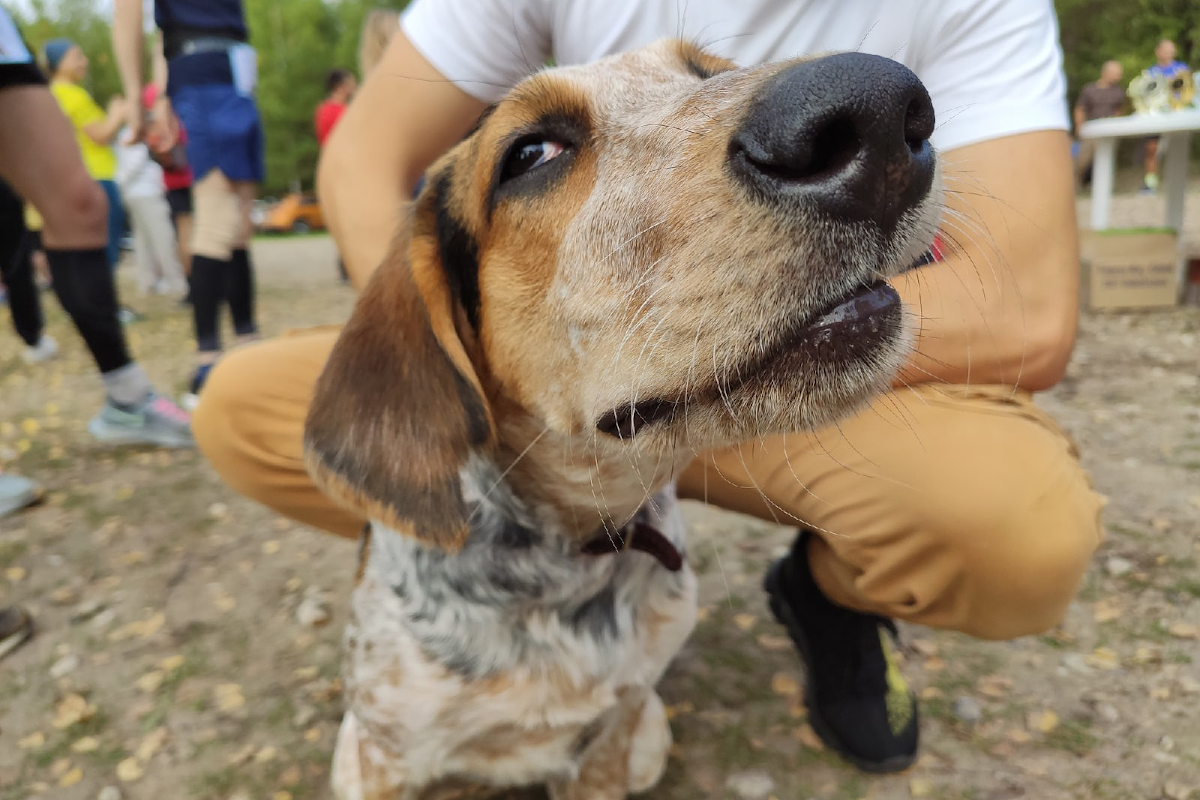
[1129,65,1196,113]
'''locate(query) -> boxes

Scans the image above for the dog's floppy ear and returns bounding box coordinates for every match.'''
[303,185,494,551]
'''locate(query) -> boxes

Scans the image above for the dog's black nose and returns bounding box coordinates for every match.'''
[729,53,936,233]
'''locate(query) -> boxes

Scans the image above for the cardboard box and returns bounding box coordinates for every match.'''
[1079,229,1181,310]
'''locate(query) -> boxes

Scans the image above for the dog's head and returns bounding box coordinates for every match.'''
[305,40,942,548]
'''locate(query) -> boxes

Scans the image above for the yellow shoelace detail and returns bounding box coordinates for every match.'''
[880,630,913,734]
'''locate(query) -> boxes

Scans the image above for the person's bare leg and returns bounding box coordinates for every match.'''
[175,211,193,278]
[1144,138,1160,188]
[0,86,106,247]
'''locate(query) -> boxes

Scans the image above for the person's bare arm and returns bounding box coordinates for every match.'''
[317,30,489,288]
[112,0,145,140]
[1072,103,1086,134]
[83,97,125,145]
[895,129,1079,392]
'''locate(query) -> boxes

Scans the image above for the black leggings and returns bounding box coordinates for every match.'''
[46,247,132,373]
[0,179,44,347]
[191,247,257,352]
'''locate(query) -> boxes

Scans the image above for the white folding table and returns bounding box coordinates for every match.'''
[1079,108,1200,231]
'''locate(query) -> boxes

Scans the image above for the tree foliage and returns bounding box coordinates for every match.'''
[10,0,1196,194]
[1058,0,1198,103]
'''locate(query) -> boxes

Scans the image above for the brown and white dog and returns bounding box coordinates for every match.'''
[303,39,942,800]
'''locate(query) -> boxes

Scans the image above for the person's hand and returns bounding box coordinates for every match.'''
[119,94,144,144]
[146,93,177,151]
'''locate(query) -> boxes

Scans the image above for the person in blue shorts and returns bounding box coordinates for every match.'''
[1142,39,1191,191]
[113,0,264,409]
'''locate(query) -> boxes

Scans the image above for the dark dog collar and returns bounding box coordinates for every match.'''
[580,520,683,572]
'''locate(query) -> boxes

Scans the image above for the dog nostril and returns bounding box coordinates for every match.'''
[903,94,935,154]
[805,115,861,181]
[738,114,862,185]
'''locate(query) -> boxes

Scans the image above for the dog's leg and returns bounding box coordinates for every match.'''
[625,691,670,793]
[332,710,415,800]
[547,694,649,800]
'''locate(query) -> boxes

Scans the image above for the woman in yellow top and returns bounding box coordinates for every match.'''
[43,38,126,270]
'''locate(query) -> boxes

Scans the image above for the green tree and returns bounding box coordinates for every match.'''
[13,0,122,103]
[1056,0,1199,107]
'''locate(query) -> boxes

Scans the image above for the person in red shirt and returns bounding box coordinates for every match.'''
[315,69,356,147]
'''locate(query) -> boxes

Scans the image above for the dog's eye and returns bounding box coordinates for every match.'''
[500,139,567,183]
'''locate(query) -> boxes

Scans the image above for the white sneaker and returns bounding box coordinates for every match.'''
[21,334,58,364]
[88,393,195,448]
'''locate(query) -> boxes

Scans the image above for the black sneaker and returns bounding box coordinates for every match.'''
[763,530,919,773]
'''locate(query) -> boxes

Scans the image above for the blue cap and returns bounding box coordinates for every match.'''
[42,38,76,75]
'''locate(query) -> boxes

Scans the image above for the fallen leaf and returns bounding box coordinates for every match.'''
[160,654,186,672]
[21,418,39,435]
[214,683,246,712]
[293,666,319,681]
[303,727,320,743]
[909,777,934,797]
[135,670,165,693]
[262,539,282,555]
[215,595,237,612]
[18,731,45,749]
[794,724,824,751]
[733,613,757,632]
[1168,623,1199,640]
[5,566,27,582]
[920,686,944,701]
[756,634,792,651]
[255,745,278,763]
[910,638,939,657]
[116,757,144,782]
[1092,597,1122,623]
[273,793,293,800]
[664,701,694,720]
[71,736,100,753]
[770,672,800,698]
[1133,645,1163,665]
[58,766,83,788]
[1087,647,1120,670]
[923,656,946,672]
[1004,728,1032,744]
[52,694,97,729]
[1027,710,1059,734]
[113,486,134,501]
[1151,685,1171,701]
[977,675,1013,698]
[135,727,168,761]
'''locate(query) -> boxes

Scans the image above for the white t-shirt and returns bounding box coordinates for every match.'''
[401,0,1068,153]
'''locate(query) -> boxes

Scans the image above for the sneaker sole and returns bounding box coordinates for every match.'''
[763,559,918,775]
[87,418,195,449]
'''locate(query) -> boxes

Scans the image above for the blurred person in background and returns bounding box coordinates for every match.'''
[1142,38,1190,192]
[43,38,126,275]
[143,82,195,303]
[315,68,356,148]
[1072,59,1125,189]
[1,178,57,362]
[114,116,188,297]
[112,0,264,410]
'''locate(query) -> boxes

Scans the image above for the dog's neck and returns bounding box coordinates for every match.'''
[488,412,691,542]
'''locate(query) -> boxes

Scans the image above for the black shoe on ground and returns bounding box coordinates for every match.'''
[0,605,34,661]
[763,529,919,774]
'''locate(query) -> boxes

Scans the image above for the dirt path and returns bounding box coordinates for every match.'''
[1,194,1198,799]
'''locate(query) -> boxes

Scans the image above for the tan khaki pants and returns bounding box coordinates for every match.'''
[193,327,1104,641]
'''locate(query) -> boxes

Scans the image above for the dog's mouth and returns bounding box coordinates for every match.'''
[595,279,903,439]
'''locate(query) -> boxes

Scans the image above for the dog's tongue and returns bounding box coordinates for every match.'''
[807,280,900,331]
